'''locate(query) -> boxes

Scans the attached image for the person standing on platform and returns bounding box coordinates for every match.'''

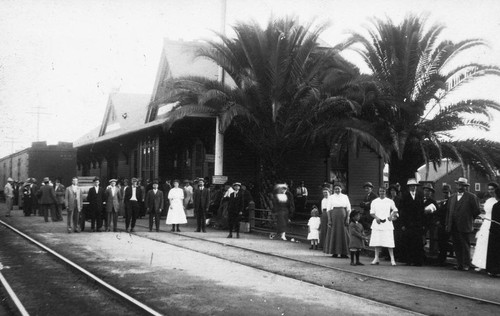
[323,183,351,258]
[124,178,142,233]
[446,177,481,271]
[359,182,377,232]
[105,179,121,232]
[38,177,57,222]
[87,177,105,232]
[435,184,452,266]
[369,187,398,266]
[193,178,210,232]
[30,178,39,216]
[349,210,365,265]
[64,177,83,233]
[227,182,244,238]
[271,183,295,241]
[472,182,499,271]
[319,187,332,250]
[166,179,187,232]
[422,183,438,263]
[22,179,32,216]
[162,179,172,218]
[54,178,65,222]
[183,179,194,217]
[486,187,500,277]
[145,180,163,232]
[119,179,129,218]
[399,178,425,266]
[294,181,308,216]
[4,177,14,217]
[307,206,321,249]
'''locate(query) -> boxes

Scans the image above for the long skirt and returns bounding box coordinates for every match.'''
[276,210,289,234]
[323,207,349,255]
[319,211,328,248]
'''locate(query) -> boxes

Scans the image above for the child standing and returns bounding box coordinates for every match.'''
[307,206,321,249]
[349,210,364,265]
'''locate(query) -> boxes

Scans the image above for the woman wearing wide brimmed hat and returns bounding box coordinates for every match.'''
[323,183,352,258]
[270,183,294,241]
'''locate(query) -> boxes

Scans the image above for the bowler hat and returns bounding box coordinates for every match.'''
[152,180,159,184]
[109,179,117,183]
[43,177,50,183]
[487,182,499,188]
[422,183,435,192]
[454,177,470,186]
[93,177,100,182]
[363,182,373,188]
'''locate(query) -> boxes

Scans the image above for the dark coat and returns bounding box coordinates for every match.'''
[228,190,245,218]
[38,185,57,205]
[446,191,480,233]
[124,186,143,203]
[87,186,105,212]
[349,221,364,249]
[399,191,425,230]
[423,197,438,230]
[193,187,210,213]
[486,201,500,274]
[360,191,378,214]
[145,189,164,213]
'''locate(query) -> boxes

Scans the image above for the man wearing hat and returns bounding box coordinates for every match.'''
[422,183,438,258]
[54,178,65,221]
[193,178,210,232]
[22,179,33,216]
[105,179,121,232]
[87,177,105,232]
[435,184,452,266]
[446,177,480,271]
[227,182,244,238]
[4,177,14,217]
[145,180,164,232]
[359,182,378,231]
[38,177,58,222]
[399,178,425,266]
[124,178,143,232]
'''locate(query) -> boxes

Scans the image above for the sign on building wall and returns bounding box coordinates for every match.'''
[212,175,228,185]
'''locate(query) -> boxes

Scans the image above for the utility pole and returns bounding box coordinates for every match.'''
[26,105,50,141]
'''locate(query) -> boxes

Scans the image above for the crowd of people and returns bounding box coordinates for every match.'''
[303,177,500,276]
[3,174,499,276]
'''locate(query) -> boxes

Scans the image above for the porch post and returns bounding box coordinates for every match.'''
[214,0,226,177]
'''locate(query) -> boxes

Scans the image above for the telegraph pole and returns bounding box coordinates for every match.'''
[26,105,50,141]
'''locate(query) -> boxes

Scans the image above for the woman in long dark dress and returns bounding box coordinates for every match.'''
[271,184,295,241]
[323,183,351,258]
[486,187,500,276]
[319,187,332,250]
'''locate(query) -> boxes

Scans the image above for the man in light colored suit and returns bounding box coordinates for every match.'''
[4,177,14,217]
[145,180,164,232]
[105,179,121,232]
[64,177,83,233]
[446,177,480,271]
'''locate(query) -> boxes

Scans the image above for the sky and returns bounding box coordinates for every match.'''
[1,0,500,158]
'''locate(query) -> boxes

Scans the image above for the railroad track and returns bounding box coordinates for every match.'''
[0,220,162,316]
[133,222,500,316]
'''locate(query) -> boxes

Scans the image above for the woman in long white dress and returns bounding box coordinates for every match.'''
[166,180,187,232]
[369,186,398,266]
[472,182,499,271]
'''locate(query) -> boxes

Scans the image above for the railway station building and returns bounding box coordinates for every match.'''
[74,39,384,207]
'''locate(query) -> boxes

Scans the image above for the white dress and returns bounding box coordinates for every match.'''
[369,197,397,248]
[307,217,321,240]
[166,188,188,224]
[472,197,495,269]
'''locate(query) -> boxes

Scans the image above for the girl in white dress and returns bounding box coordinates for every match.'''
[472,182,499,271]
[369,187,398,266]
[166,180,188,231]
[307,206,321,249]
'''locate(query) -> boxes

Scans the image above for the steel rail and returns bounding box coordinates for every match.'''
[0,220,164,316]
[134,222,500,309]
[0,270,30,316]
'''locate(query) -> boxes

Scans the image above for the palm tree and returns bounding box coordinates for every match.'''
[344,14,500,185]
[154,17,368,180]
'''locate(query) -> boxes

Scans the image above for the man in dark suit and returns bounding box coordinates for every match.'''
[435,184,452,266]
[124,178,142,233]
[193,178,210,232]
[54,178,65,222]
[87,177,105,232]
[227,182,244,238]
[399,178,425,266]
[360,182,378,231]
[446,177,480,271]
[145,180,164,232]
[38,177,58,222]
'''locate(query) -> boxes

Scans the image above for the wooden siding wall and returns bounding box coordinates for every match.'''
[348,147,383,210]
[284,147,328,206]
